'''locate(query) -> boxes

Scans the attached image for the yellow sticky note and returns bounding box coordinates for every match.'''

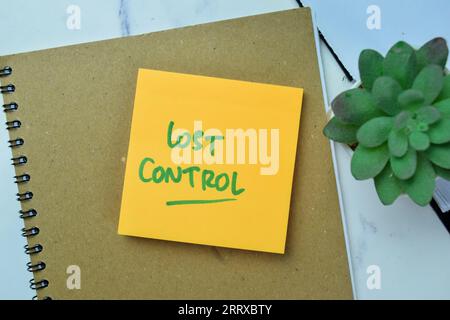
[118,69,303,254]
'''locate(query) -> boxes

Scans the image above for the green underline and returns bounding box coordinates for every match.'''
[166,198,237,206]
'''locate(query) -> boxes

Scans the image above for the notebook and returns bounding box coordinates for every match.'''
[0,8,352,299]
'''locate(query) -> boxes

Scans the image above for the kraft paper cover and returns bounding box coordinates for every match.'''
[0,8,352,299]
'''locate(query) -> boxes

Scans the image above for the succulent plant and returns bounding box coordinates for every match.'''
[324,38,450,206]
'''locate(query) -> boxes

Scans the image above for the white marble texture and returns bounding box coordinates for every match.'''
[302,0,450,77]
[1,0,449,299]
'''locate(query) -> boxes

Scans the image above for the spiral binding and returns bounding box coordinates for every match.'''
[1,66,49,298]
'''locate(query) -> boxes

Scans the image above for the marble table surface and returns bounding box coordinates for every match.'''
[1,0,449,299]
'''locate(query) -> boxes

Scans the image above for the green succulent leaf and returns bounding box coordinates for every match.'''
[323,117,359,144]
[437,75,450,101]
[401,155,436,206]
[388,129,409,157]
[374,165,403,205]
[428,118,450,144]
[434,165,450,181]
[383,41,418,89]
[372,76,403,115]
[415,106,442,125]
[391,147,417,180]
[331,88,382,125]
[434,98,450,117]
[359,49,384,91]
[398,89,425,111]
[425,143,450,169]
[409,131,430,151]
[356,117,393,148]
[412,65,444,105]
[351,144,389,180]
[416,37,449,70]
[394,111,413,130]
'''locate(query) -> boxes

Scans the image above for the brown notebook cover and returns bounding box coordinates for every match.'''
[0,8,352,299]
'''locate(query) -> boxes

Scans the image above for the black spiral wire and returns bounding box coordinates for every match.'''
[1,66,50,299]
